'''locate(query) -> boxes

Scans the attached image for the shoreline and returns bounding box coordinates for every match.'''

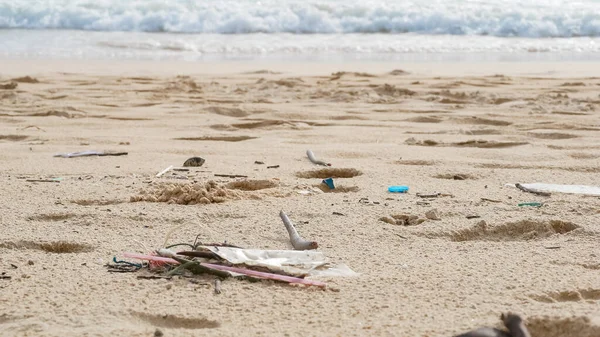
[3,58,600,78]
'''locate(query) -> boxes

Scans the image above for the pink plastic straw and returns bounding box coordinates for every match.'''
[122,253,326,288]
[202,262,327,288]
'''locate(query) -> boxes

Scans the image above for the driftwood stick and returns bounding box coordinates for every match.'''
[515,183,551,197]
[26,179,60,183]
[416,193,441,198]
[176,251,220,259]
[481,198,502,203]
[279,211,318,250]
[214,174,248,178]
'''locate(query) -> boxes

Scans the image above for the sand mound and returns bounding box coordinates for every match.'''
[374,84,416,97]
[11,76,39,83]
[131,180,279,205]
[225,179,278,191]
[296,168,362,179]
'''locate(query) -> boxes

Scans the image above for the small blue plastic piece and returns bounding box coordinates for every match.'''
[388,185,409,193]
[322,177,335,189]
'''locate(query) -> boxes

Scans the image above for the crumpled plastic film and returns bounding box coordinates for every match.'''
[203,246,358,277]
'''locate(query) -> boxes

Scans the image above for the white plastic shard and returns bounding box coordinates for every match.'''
[505,183,600,196]
[202,246,358,277]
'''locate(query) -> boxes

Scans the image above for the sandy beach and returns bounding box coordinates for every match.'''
[1,59,599,337]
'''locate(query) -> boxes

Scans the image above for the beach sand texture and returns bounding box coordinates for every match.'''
[1,61,599,336]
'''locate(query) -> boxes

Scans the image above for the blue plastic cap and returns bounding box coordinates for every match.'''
[388,185,409,193]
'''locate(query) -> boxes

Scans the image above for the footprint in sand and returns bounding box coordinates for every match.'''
[446,219,580,242]
[529,289,600,303]
[524,316,600,337]
[131,312,219,330]
[0,240,93,253]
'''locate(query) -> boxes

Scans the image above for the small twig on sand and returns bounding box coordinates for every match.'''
[416,193,441,198]
[214,279,222,294]
[279,211,318,250]
[481,198,502,203]
[156,165,173,178]
[515,183,551,197]
[54,151,128,158]
[214,174,248,178]
[267,165,280,169]
[306,150,331,166]
[25,179,60,183]
[394,233,408,240]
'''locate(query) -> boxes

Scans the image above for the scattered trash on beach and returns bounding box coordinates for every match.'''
[109,214,356,290]
[53,150,128,158]
[182,157,205,167]
[388,185,409,193]
[306,150,331,166]
[455,313,530,337]
[506,183,600,196]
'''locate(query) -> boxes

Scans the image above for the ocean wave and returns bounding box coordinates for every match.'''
[1,0,600,37]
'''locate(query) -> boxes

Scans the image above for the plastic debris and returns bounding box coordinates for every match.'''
[54,150,128,158]
[388,185,409,193]
[506,183,600,196]
[322,177,335,189]
[518,202,543,207]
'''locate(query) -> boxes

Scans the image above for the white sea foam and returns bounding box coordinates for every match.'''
[2,30,600,62]
[1,0,600,37]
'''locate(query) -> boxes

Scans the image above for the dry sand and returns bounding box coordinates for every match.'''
[1,59,599,337]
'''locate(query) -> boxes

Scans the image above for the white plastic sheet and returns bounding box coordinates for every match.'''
[203,246,358,277]
[506,183,600,196]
